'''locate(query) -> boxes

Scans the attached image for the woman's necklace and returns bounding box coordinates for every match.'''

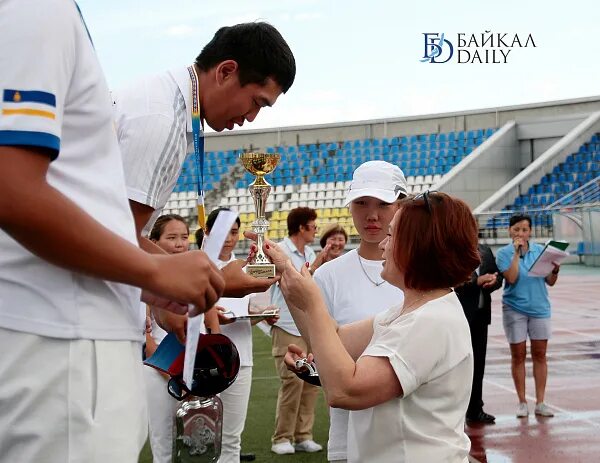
[384,292,431,325]
[357,252,386,287]
[385,289,451,325]
[399,292,429,316]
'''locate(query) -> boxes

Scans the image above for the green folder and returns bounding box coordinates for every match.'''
[546,240,569,251]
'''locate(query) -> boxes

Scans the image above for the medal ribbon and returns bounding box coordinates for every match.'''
[187,65,205,231]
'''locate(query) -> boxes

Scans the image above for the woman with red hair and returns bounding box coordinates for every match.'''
[262,191,480,463]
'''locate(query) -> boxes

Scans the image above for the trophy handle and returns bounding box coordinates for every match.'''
[249,178,271,221]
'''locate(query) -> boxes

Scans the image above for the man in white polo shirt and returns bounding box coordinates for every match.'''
[270,207,322,455]
[0,1,225,462]
[112,22,296,340]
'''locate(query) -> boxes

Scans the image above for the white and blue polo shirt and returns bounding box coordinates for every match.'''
[0,0,143,341]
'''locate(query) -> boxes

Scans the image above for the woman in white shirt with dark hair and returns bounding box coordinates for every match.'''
[261,191,480,463]
[204,208,279,463]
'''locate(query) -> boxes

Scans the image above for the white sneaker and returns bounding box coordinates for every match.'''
[516,402,529,417]
[294,439,323,453]
[271,440,295,455]
[535,402,555,417]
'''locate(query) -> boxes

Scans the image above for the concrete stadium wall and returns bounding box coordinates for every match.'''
[432,121,520,208]
[475,111,600,213]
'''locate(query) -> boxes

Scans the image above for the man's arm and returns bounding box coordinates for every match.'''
[0,146,224,314]
[129,199,167,254]
[0,147,157,285]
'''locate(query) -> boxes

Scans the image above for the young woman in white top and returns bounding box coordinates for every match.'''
[262,191,480,463]
[312,161,406,462]
[203,208,279,463]
[144,214,220,463]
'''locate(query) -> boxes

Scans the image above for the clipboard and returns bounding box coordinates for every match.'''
[223,308,279,322]
[527,240,569,277]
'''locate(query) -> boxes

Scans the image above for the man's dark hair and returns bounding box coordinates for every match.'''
[195,22,296,93]
[509,214,532,228]
[287,207,317,236]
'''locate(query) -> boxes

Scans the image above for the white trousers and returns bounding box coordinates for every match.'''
[144,364,180,463]
[0,327,147,463]
[218,366,253,463]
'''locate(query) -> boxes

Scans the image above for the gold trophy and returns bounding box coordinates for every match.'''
[239,152,281,278]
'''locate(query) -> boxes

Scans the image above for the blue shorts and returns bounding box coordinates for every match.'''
[502,304,551,344]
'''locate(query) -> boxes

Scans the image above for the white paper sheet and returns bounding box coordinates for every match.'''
[527,245,569,277]
[183,210,238,388]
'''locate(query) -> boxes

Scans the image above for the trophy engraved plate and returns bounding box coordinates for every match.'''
[239,152,281,278]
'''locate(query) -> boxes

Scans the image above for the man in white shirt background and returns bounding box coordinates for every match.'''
[270,207,323,455]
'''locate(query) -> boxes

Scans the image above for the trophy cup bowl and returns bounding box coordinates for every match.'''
[239,152,281,278]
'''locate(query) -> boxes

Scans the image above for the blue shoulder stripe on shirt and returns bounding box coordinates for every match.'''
[3,90,56,107]
[0,130,60,160]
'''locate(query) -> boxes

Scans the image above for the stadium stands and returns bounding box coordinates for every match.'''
[484,133,600,231]
[163,129,497,240]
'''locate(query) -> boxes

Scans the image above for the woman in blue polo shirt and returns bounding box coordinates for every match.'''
[496,214,560,419]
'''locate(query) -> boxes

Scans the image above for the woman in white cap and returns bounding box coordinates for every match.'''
[312,161,407,463]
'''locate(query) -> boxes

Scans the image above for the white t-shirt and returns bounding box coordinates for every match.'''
[0,0,142,341]
[347,292,472,463]
[216,255,253,367]
[112,66,195,235]
[314,249,404,461]
[271,237,316,337]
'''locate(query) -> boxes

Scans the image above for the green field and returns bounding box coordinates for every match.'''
[139,327,330,462]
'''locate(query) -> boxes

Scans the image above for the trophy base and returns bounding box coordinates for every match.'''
[246,263,276,279]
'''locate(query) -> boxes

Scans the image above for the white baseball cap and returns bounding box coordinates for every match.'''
[345,161,408,206]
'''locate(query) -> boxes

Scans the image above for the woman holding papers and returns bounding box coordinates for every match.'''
[206,208,279,463]
[496,214,560,418]
[144,214,220,463]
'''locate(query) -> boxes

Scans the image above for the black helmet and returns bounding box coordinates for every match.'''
[168,333,240,400]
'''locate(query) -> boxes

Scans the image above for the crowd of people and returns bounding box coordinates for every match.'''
[0,2,562,462]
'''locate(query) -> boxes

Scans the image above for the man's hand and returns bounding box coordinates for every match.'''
[141,290,188,315]
[215,306,236,325]
[147,250,225,316]
[221,259,279,297]
[249,304,280,326]
[477,272,498,289]
[152,308,188,344]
